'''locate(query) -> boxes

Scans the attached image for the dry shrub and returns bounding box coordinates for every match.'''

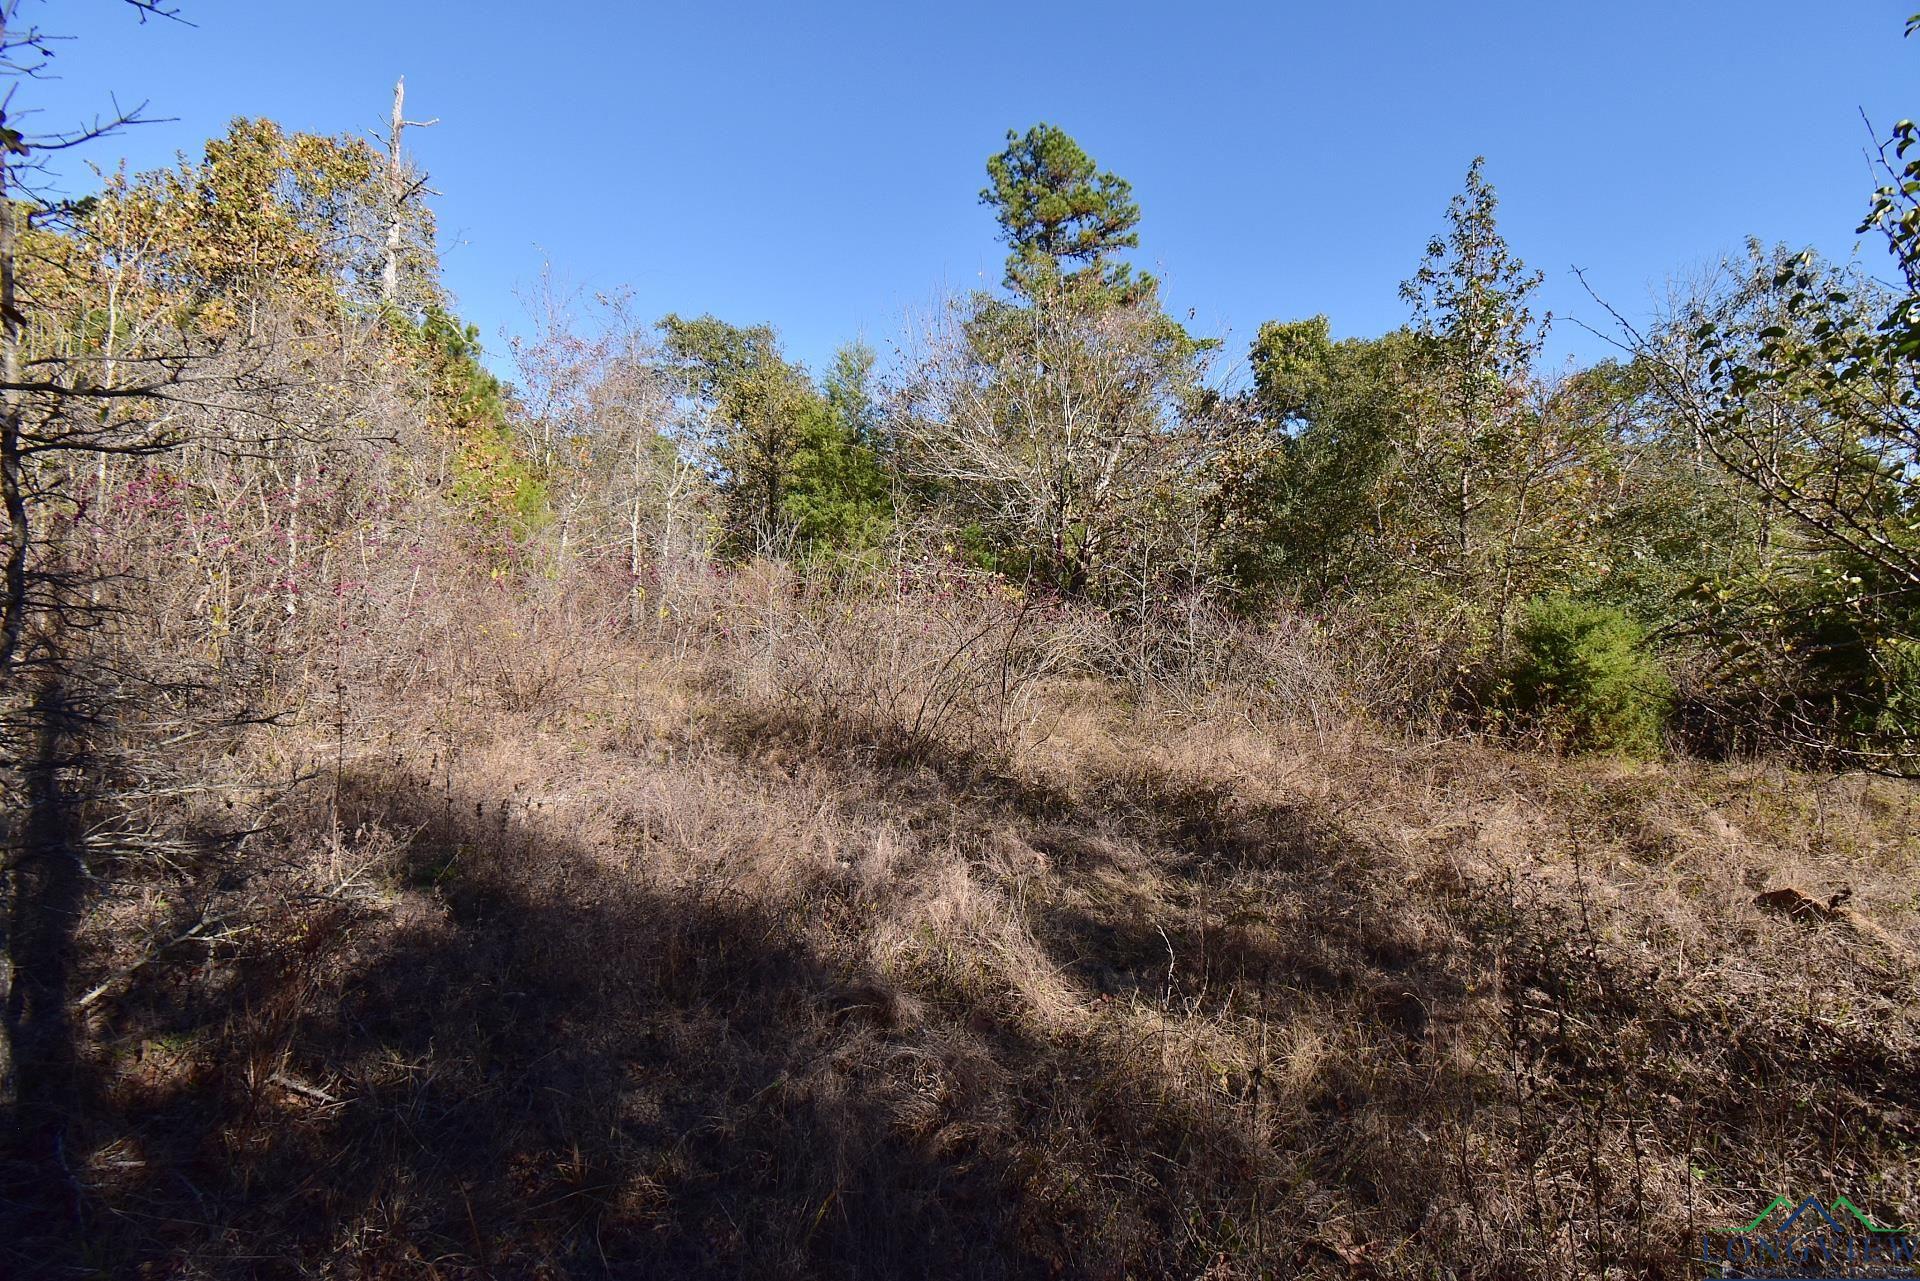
[708,556,1083,757]
[1309,595,1483,729]
[1079,590,1250,696]
[1076,594,1463,740]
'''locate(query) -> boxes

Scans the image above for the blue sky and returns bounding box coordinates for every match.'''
[27,1,1918,383]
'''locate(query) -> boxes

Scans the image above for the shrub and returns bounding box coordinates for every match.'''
[712,556,1080,757]
[1506,596,1672,756]
[1683,563,1920,771]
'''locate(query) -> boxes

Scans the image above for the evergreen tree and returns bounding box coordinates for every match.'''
[789,341,890,552]
[981,123,1146,303]
[1398,158,1547,586]
[822,340,882,447]
[929,125,1222,598]
[1395,158,1591,655]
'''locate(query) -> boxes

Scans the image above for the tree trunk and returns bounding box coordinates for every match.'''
[1,110,27,677]
[381,77,405,308]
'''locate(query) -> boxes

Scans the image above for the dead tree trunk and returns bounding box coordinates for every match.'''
[380,77,436,311]
[381,78,405,306]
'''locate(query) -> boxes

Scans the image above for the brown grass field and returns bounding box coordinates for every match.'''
[5,569,1917,1279]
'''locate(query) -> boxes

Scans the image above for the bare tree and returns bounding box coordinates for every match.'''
[379,76,434,311]
[895,283,1220,601]
[507,268,709,622]
[0,0,189,676]
[0,0,197,1242]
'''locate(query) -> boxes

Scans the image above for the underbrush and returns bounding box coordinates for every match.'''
[5,565,1919,1279]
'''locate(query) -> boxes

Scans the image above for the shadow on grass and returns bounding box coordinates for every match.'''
[706,706,1490,1257]
[34,703,1467,1278]
[24,697,1915,1279]
[50,765,1055,1278]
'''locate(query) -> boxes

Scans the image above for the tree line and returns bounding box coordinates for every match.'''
[1,12,1916,775]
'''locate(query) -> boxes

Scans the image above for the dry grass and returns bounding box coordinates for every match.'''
[7,570,1920,1279]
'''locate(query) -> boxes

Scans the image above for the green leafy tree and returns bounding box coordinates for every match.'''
[1240,165,1614,662]
[823,340,883,447]
[658,313,809,556]
[1605,10,1920,771]
[1647,236,1919,768]
[408,306,550,558]
[788,342,890,553]
[1544,355,1747,622]
[1221,317,1414,597]
[659,317,886,556]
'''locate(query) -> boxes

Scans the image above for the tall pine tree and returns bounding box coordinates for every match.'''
[981,123,1147,304]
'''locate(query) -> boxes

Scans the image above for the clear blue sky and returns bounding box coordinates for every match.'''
[27,0,1919,382]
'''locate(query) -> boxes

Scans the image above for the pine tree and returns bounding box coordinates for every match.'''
[981,123,1146,303]
[1395,158,1585,655]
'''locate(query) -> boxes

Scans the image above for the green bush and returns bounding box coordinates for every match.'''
[1507,597,1672,756]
